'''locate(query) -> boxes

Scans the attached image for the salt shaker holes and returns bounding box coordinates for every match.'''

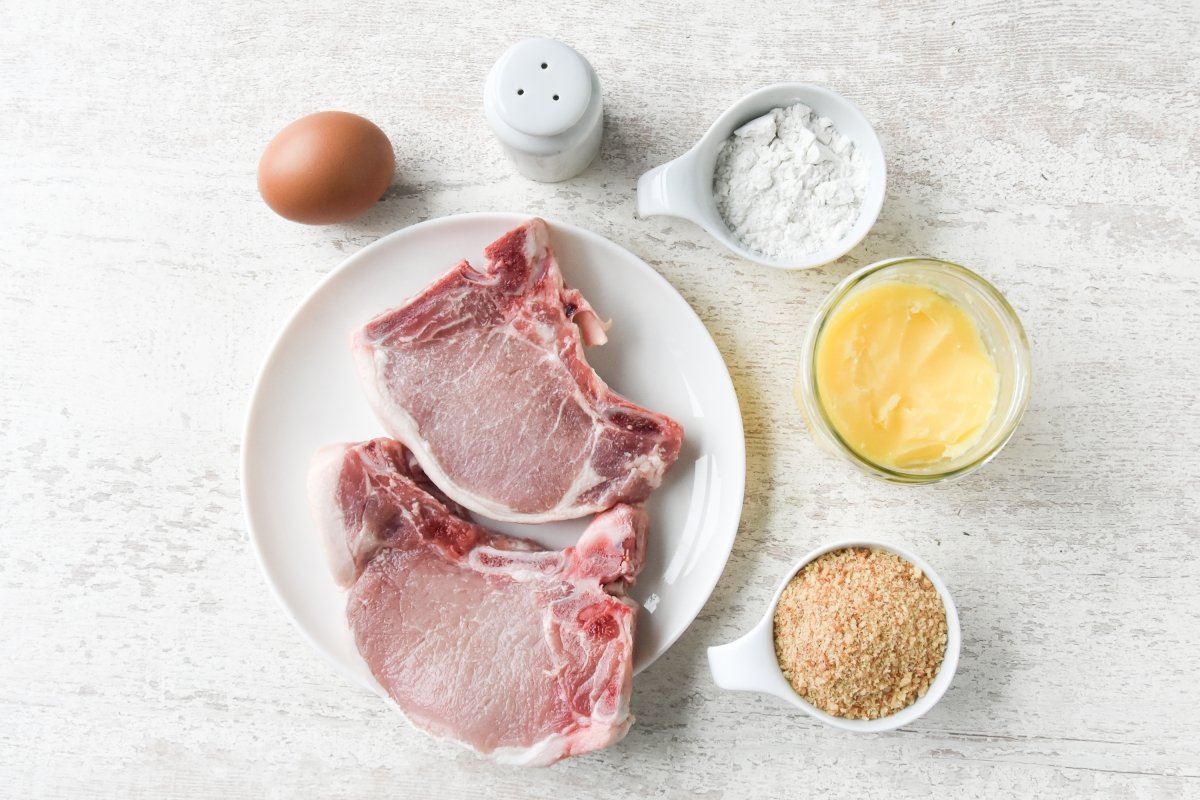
[485,37,604,181]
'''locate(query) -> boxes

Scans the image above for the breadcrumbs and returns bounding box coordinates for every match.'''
[773,547,947,720]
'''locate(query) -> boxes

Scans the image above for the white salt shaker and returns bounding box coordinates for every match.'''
[484,38,603,182]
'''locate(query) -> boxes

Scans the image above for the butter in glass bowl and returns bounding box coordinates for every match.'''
[796,258,1032,484]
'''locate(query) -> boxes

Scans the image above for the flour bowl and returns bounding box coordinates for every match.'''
[637,83,886,269]
[707,539,960,732]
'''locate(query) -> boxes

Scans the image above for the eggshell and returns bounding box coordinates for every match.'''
[257,111,395,225]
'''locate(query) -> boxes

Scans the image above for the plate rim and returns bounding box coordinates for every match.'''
[240,210,747,689]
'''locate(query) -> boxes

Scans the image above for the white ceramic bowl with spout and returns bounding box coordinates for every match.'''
[637,83,886,269]
[707,539,960,732]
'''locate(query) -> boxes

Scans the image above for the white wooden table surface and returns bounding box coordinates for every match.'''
[3,1,1198,797]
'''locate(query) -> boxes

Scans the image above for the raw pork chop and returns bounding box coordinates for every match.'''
[353,217,683,523]
[308,438,647,767]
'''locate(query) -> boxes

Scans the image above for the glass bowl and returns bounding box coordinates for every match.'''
[796,257,1032,484]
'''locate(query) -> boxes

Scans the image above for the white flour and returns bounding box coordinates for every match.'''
[713,104,869,260]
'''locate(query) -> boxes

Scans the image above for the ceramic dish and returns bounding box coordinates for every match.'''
[707,539,960,733]
[636,82,886,269]
[242,212,747,690]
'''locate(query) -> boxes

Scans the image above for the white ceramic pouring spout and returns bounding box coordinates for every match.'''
[635,149,706,222]
[706,612,799,699]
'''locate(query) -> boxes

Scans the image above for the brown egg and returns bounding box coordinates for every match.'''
[257,111,395,225]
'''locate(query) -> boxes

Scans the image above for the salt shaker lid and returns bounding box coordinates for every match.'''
[487,39,593,137]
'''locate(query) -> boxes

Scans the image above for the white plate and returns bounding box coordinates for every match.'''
[242,212,746,691]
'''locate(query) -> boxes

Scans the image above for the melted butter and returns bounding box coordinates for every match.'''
[814,281,999,470]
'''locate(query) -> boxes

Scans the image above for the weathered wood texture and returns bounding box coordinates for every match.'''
[2,0,1198,797]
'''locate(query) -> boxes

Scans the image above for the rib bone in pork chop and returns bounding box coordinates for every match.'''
[352,218,683,523]
[308,438,647,766]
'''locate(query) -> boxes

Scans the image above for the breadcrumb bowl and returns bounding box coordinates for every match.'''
[707,540,961,733]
